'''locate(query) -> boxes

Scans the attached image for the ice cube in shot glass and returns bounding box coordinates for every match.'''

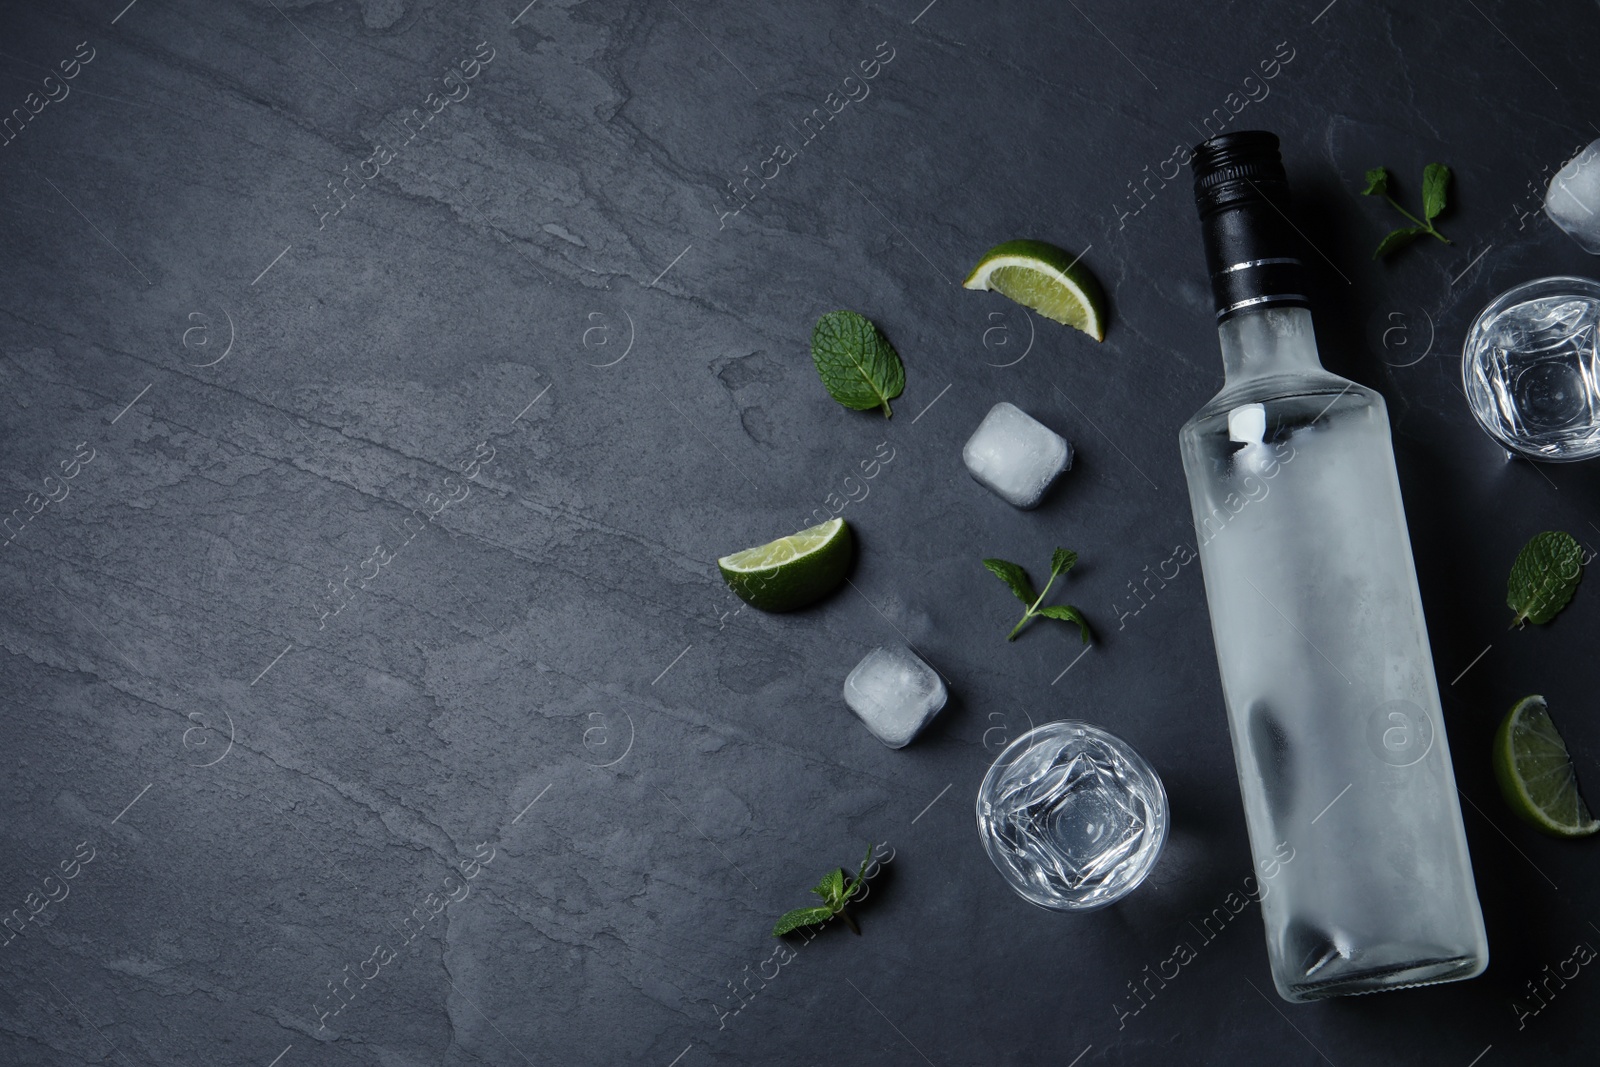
[962,402,1072,509]
[842,646,948,749]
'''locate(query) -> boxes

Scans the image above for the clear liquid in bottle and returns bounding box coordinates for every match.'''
[1180,132,1489,1002]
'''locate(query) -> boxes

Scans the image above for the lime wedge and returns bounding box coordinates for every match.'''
[963,239,1107,341]
[718,518,853,612]
[1493,695,1598,837]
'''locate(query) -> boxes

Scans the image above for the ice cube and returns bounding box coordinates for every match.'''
[962,402,1072,509]
[1230,402,1275,475]
[1229,403,1266,444]
[1545,140,1600,254]
[842,646,948,748]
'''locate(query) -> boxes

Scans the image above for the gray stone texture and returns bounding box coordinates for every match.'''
[0,0,1597,1064]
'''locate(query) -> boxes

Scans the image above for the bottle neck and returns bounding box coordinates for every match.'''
[1189,132,1321,383]
[1198,187,1310,326]
[1217,306,1323,384]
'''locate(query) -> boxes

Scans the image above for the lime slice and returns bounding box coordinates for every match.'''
[1493,695,1599,837]
[963,239,1108,341]
[718,518,853,612]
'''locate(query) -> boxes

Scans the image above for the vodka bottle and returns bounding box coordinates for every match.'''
[1178,132,1489,1002]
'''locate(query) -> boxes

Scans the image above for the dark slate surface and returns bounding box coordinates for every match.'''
[1,0,1597,1063]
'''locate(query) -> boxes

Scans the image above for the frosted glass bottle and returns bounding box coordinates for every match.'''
[1178,132,1489,1002]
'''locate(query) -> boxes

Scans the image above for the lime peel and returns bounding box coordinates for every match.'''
[1493,695,1599,838]
[964,239,1108,342]
[718,518,853,613]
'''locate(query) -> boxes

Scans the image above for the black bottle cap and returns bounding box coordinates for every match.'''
[1190,131,1310,322]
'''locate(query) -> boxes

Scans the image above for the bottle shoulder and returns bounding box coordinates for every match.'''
[1180,371,1383,438]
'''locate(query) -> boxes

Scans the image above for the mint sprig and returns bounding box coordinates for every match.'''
[810,310,905,418]
[1508,530,1584,628]
[983,547,1091,643]
[1362,163,1453,259]
[772,844,873,936]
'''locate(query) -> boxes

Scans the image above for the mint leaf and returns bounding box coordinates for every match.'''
[1037,604,1091,643]
[983,558,1036,605]
[842,843,872,902]
[772,906,835,937]
[1421,163,1450,221]
[987,548,1093,642]
[1373,227,1423,260]
[1362,163,1454,256]
[1508,530,1584,628]
[810,310,905,418]
[775,845,878,938]
[814,868,845,905]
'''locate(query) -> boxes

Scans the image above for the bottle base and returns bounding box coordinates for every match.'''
[1276,950,1487,1003]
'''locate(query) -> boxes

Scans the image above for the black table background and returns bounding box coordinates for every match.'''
[1,1,1598,1064]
